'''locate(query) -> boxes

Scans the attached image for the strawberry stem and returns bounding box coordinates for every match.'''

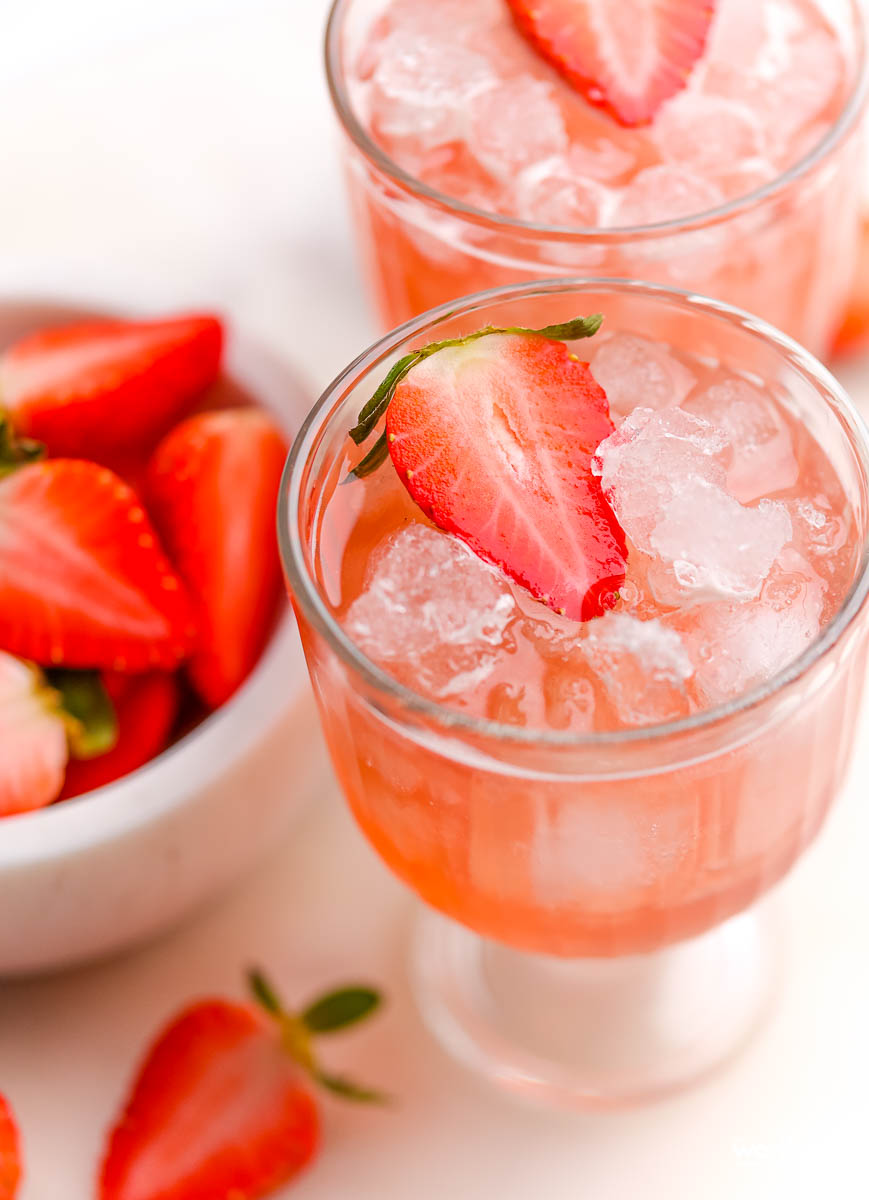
[347,313,603,478]
[49,670,118,759]
[0,416,44,478]
[247,968,387,1103]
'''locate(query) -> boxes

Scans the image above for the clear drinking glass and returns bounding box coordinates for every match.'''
[279,279,869,1107]
[326,0,867,358]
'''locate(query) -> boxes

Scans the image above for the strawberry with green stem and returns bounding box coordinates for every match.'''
[99,970,384,1200]
[349,314,627,622]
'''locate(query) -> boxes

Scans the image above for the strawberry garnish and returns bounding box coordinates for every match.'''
[505,0,716,127]
[99,971,383,1200]
[0,652,68,817]
[0,314,222,460]
[349,315,627,621]
[0,1094,21,1200]
[60,672,179,799]
[0,454,196,671]
[147,409,288,708]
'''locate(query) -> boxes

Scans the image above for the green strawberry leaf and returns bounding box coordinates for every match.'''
[347,313,603,479]
[302,986,382,1034]
[0,415,44,479]
[49,669,118,759]
[314,1069,389,1104]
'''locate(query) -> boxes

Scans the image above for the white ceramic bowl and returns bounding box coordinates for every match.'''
[0,301,328,975]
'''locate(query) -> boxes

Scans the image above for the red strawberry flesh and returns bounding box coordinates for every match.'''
[99,1000,319,1200]
[385,332,626,620]
[0,460,196,671]
[0,1094,21,1200]
[506,0,716,127]
[147,408,288,708]
[0,314,223,459]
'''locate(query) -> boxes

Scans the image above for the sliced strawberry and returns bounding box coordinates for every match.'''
[0,314,223,459]
[0,1094,21,1200]
[147,409,288,708]
[60,672,179,799]
[506,0,716,127]
[0,652,67,817]
[99,973,383,1200]
[0,460,196,671]
[353,317,627,621]
[833,213,869,359]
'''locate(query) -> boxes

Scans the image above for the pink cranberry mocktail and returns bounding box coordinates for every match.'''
[328,0,866,354]
[281,280,869,1103]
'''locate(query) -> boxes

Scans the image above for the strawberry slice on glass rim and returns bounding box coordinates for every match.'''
[348,314,627,622]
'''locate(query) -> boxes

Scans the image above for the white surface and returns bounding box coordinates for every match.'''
[0,2,868,1196]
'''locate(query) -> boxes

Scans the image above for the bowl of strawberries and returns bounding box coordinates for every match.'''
[0,300,327,974]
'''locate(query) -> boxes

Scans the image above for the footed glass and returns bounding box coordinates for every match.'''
[279,280,869,1106]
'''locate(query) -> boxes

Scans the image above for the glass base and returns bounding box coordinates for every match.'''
[412,904,781,1109]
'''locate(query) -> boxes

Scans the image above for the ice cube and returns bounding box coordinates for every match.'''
[369,34,494,151]
[385,0,504,38]
[614,165,723,226]
[466,80,568,181]
[681,376,798,502]
[679,551,825,703]
[654,94,764,174]
[581,611,694,726]
[764,30,843,149]
[590,334,697,422]
[648,481,793,604]
[567,139,636,183]
[542,671,597,732]
[596,407,791,604]
[344,524,516,699]
[594,407,727,546]
[512,157,602,227]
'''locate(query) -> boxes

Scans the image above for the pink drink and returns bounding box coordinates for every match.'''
[283,282,869,962]
[328,0,866,353]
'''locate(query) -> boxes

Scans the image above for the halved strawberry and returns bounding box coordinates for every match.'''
[350,316,626,621]
[0,459,196,671]
[60,672,180,799]
[0,652,68,817]
[147,409,288,708]
[506,0,716,127]
[0,314,222,459]
[99,972,383,1200]
[0,1094,21,1200]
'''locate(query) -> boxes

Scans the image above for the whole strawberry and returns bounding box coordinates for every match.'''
[99,972,383,1200]
[147,408,288,707]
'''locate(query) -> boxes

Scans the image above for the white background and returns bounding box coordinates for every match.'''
[1,2,869,1197]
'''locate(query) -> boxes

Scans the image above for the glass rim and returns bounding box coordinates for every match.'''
[325,0,869,242]
[279,277,869,748]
